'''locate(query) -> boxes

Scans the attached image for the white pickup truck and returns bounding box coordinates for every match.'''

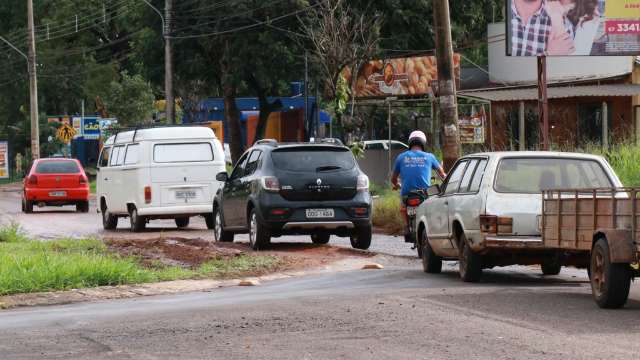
[415,151,622,282]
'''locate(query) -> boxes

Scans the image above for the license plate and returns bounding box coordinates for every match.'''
[49,191,66,197]
[175,190,197,199]
[306,208,335,218]
[407,207,417,216]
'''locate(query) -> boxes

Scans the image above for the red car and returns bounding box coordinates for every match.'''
[22,158,90,213]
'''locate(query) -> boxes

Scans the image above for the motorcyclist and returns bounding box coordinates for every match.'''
[391,130,446,235]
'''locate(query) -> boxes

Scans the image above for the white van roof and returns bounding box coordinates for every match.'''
[104,126,216,145]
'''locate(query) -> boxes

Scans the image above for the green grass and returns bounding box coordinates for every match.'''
[372,188,404,235]
[580,143,640,187]
[0,224,281,296]
[90,179,96,194]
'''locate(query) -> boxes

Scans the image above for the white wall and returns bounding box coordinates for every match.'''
[488,23,633,85]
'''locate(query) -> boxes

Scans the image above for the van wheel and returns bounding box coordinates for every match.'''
[175,217,190,228]
[249,209,270,250]
[205,213,215,230]
[129,207,146,232]
[101,203,117,230]
[213,207,234,242]
[591,238,631,309]
[350,226,372,250]
[459,233,482,282]
[421,230,442,274]
[311,233,330,245]
[76,201,89,213]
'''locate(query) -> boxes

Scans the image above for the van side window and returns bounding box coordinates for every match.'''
[98,147,111,168]
[124,144,140,165]
[444,160,468,195]
[244,150,262,176]
[116,145,126,165]
[110,146,123,166]
[468,159,488,193]
[458,159,479,193]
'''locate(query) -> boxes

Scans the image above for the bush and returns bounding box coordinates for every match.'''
[372,189,404,235]
[583,143,640,187]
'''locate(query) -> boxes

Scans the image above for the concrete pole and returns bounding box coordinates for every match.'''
[433,0,460,171]
[519,101,525,151]
[304,51,309,139]
[388,100,392,178]
[165,0,175,124]
[27,0,40,160]
[602,102,608,149]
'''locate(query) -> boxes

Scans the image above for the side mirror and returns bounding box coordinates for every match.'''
[427,184,441,197]
[216,172,229,182]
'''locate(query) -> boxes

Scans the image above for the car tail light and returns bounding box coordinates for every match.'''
[261,177,280,192]
[28,175,38,185]
[144,186,152,204]
[480,215,513,235]
[357,174,369,191]
[79,175,88,185]
[351,207,369,217]
[406,198,421,207]
[270,208,290,217]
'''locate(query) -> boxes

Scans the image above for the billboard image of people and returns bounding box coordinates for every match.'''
[507,0,640,56]
[0,141,8,179]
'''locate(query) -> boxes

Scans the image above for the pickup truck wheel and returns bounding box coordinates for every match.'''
[213,207,234,242]
[541,259,562,276]
[591,238,631,309]
[350,226,372,250]
[421,230,442,273]
[101,204,117,230]
[311,233,330,244]
[459,233,482,282]
[175,217,190,228]
[249,210,270,250]
[129,207,146,233]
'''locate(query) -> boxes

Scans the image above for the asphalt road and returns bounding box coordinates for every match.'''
[2,184,640,359]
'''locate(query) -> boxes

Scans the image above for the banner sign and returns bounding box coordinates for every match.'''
[459,111,486,144]
[83,117,100,140]
[342,54,461,99]
[0,141,8,179]
[506,0,640,56]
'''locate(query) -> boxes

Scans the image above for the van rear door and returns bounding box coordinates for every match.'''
[150,142,217,206]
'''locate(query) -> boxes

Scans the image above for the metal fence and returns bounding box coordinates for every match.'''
[357,149,405,186]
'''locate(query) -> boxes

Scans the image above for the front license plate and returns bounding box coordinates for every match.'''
[406,207,417,216]
[49,191,66,197]
[175,190,197,199]
[306,208,335,218]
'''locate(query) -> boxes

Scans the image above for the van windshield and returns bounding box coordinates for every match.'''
[271,147,355,172]
[35,160,80,174]
[494,157,613,193]
[154,143,213,163]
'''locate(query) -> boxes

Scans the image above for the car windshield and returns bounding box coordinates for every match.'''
[271,147,356,172]
[494,157,613,193]
[35,160,80,174]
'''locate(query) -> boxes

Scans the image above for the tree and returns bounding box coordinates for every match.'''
[104,71,155,126]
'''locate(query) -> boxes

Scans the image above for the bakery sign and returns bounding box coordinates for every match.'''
[342,54,461,99]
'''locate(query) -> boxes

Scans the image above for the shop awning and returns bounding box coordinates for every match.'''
[459,84,640,102]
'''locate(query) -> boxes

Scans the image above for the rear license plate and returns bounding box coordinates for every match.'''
[306,208,335,218]
[406,207,417,216]
[49,191,66,197]
[175,190,197,199]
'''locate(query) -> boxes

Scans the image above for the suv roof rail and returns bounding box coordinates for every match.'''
[255,139,278,146]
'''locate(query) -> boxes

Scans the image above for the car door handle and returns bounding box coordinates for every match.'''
[104,178,109,181]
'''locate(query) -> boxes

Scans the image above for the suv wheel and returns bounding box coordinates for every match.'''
[129,206,146,232]
[421,230,442,274]
[101,203,118,230]
[213,206,234,242]
[350,226,372,250]
[249,209,270,250]
[458,233,482,282]
[311,233,330,245]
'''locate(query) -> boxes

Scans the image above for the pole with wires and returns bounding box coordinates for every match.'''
[27,0,40,160]
[165,0,175,124]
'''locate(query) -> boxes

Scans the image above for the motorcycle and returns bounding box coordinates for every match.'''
[403,189,428,251]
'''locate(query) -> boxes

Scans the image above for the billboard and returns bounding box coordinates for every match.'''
[83,117,100,140]
[459,111,486,144]
[506,0,640,56]
[342,54,461,99]
[0,141,8,179]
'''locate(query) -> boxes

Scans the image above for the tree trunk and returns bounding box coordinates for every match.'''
[224,85,242,164]
[247,73,282,143]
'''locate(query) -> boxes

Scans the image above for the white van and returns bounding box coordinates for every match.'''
[97,127,226,232]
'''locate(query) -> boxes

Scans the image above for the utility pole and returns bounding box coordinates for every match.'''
[27,0,40,160]
[165,0,175,124]
[304,51,309,139]
[433,0,460,171]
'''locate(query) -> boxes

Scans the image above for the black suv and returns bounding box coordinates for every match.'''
[213,139,372,250]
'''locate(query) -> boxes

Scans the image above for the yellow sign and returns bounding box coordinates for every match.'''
[606,0,640,19]
[56,124,77,144]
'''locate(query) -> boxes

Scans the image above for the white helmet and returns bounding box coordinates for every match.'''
[408,130,427,149]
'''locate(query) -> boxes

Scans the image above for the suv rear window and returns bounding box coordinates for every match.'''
[495,157,613,193]
[271,147,356,173]
[154,143,213,163]
[35,161,79,174]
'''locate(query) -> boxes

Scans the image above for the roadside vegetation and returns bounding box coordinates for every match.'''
[0,224,280,296]
[582,143,640,186]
